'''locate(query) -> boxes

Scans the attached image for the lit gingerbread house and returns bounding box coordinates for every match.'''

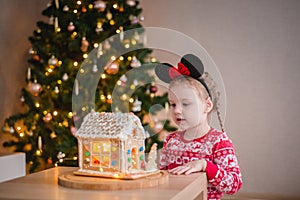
[74,112,158,179]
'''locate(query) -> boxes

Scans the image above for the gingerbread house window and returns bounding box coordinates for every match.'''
[74,112,156,178]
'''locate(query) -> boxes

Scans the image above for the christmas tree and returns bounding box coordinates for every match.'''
[2,0,175,173]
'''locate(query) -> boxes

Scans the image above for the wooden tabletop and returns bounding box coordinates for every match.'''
[0,167,207,200]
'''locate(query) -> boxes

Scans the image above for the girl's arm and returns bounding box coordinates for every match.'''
[206,139,243,195]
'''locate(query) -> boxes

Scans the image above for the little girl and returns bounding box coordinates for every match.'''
[155,54,242,200]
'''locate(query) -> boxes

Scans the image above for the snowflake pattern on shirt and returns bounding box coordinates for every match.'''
[159,128,242,200]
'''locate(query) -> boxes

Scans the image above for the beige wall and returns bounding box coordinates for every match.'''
[0,0,49,154]
[0,0,299,197]
[140,0,300,197]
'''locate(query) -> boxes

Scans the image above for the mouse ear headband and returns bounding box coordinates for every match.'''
[155,54,212,99]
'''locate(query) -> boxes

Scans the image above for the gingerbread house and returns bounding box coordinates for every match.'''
[74,112,157,178]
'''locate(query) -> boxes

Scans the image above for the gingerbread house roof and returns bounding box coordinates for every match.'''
[75,112,146,140]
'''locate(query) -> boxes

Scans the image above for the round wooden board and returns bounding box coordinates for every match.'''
[58,170,169,190]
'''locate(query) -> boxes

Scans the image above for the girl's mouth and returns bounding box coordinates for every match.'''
[176,118,185,122]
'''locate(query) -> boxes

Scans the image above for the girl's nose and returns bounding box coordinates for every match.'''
[173,104,182,114]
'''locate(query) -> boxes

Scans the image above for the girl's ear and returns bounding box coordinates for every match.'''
[205,97,213,113]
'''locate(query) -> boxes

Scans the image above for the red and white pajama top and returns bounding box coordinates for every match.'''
[159,127,242,200]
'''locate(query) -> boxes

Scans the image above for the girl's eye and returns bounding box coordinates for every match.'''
[170,103,176,107]
[182,103,189,106]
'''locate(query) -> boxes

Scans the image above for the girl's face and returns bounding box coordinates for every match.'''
[168,83,211,131]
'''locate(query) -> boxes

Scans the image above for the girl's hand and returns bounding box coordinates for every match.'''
[168,159,207,175]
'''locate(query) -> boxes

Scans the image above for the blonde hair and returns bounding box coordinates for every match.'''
[169,73,225,132]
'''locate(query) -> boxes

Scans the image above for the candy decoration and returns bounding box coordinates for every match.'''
[85,151,90,157]
[140,155,144,161]
[84,158,90,164]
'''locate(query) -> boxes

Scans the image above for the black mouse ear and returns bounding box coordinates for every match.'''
[155,63,174,83]
[180,54,204,78]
